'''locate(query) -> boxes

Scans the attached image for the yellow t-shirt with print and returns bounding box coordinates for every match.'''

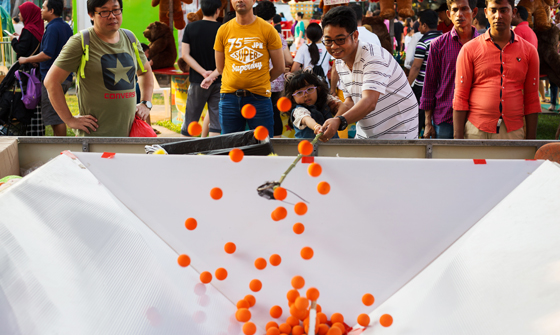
[214,17,282,98]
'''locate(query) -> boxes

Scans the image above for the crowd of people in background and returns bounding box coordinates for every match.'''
[5,0,558,141]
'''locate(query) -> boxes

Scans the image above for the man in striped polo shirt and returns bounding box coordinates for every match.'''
[408,10,442,137]
[317,6,419,141]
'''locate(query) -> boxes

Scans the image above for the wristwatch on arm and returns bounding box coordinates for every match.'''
[140,100,153,109]
[337,115,348,131]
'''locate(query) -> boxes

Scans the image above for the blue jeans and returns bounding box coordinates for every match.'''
[219,93,274,135]
[435,122,453,139]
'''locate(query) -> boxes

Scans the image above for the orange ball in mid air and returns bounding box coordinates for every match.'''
[306,287,320,301]
[362,293,375,306]
[242,104,256,119]
[200,271,212,284]
[294,202,308,215]
[237,299,250,309]
[277,96,292,112]
[187,121,202,136]
[229,148,244,162]
[317,181,331,195]
[331,313,344,324]
[210,187,223,200]
[291,275,305,289]
[287,289,300,302]
[273,186,287,200]
[380,314,393,327]
[184,217,197,230]
[177,254,191,267]
[270,305,283,318]
[286,316,299,327]
[308,163,322,177]
[298,140,313,156]
[244,294,256,307]
[300,247,314,260]
[269,254,282,266]
[254,257,267,270]
[293,223,305,234]
[243,322,257,335]
[274,206,288,220]
[357,314,370,327]
[224,242,236,254]
[249,279,262,292]
[254,126,269,140]
[236,308,251,322]
[215,267,228,280]
[294,297,309,310]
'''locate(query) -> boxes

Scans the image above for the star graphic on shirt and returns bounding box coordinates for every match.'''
[106,58,133,85]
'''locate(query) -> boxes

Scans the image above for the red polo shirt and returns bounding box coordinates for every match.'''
[453,30,540,133]
[513,21,538,50]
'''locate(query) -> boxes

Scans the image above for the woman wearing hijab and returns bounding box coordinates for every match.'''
[11,2,43,59]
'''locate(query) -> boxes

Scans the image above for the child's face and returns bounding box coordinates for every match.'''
[293,83,318,106]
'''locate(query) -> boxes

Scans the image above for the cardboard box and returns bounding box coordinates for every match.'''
[0,137,19,178]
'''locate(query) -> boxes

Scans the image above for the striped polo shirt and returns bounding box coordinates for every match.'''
[412,30,443,87]
[337,40,419,139]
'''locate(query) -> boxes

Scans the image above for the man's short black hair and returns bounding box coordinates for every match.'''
[516,5,528,21]
[436,3,448,12]
[201,0,222,17]
[254,1,276,21]
[446,0,478,11]
[419,9,438,29]
[46,0,64,17]
[87,0,123,15]
[321,6,357,34]
[297,12,304,18]
[474,7,488,26]
[13,17,20,23]
[273,14,281,24]
[349,3,362,23]
[485,0,515,10]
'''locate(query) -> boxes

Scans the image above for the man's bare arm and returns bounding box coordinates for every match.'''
[408,58,422,85]
[269,48,284,81]
[525,113,538,139]
[136,61,154,121]
[453,110,468,139]
[18,52,51,64]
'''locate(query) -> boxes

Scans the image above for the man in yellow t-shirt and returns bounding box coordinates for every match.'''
[210,0,284,135]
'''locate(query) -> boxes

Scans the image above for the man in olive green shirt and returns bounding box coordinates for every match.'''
[45,0,153,136]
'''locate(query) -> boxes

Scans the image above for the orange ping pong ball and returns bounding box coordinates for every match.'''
[210,187,223,200]
[332,322,345,333]
[243,321,257,335]
[270,305,283,318]
[266,327,280,335]
[286,316,299,327]
[308,163,322,177]
[244,294,256,307]
[380,314,393,327]
[274,206,288,220]
[200,271,212,284]
[293,223,305,234]
[242,104,256,119]
[224,242,236,254]
[300,247,314,260]
[187,121,202,136]
[277,97,292,112]
[291,275,305,289]
[357,314,370,327]
[306,287,320,301]
[331,313,344,324]
[294,202,308,215]
[266,321,279,330]
[317,181,331,195]
[327,327,342,335]
[287,289,300,302]
[184,218,197,230]
[237,299,250,309]
[298,140,313,156]
[295,297,309,310]
[362,293,375,306]
[215,267,228,280]
[254,257,267,270]
[236,308,251,322]
[249,279,262,292]
[292,325,304,335]
[229,148,244,163]
[273,187,287,200]
[318,324,329,335]
[269,254,282,266]
[177,254,191,267]
[254,126,269,140]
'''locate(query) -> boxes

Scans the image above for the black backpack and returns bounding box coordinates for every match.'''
[312,50,329,82]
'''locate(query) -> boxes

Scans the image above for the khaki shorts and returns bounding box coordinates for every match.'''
[464,120,525,140]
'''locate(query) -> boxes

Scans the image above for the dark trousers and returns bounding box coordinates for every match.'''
[412,84,424,136]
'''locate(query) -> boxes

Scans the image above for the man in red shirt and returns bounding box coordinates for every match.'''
[512,5,537,49]
[453,0,540,139]
[436,3,453,33]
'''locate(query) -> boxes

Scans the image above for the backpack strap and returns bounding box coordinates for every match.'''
[122,28,146,73]
[77,29,91,88]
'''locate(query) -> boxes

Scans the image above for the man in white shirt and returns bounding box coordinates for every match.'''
[319,6,418,141]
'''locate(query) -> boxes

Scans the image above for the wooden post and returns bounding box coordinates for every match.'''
[169,0,173,29]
